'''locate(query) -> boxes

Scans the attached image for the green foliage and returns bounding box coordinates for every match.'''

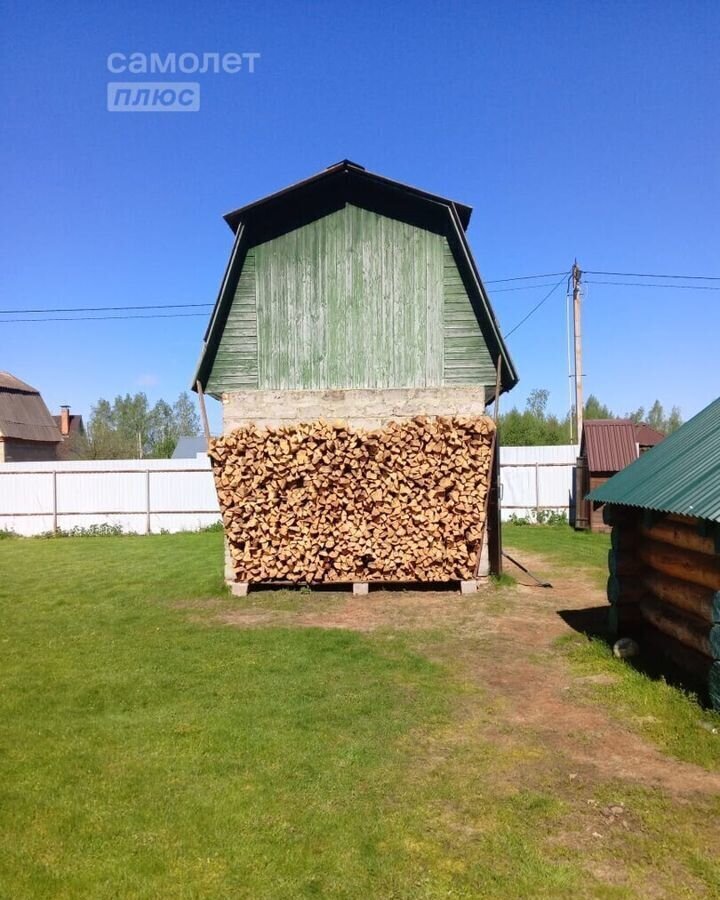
[507,510,568,526]
[82,390,201,459]
[625,398,683,434]
[583,393,613,420]
[499,388,685,446]
[36,523,126,538]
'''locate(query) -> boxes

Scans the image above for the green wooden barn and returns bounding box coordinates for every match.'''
[193,160,518,587]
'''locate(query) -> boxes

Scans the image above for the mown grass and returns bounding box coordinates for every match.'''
[503,522,610,586]
[0,533,586,898]
[558,632,720,770]
[2,532,720,897]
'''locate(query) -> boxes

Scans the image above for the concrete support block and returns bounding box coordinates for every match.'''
[460,580,479,595]
[353,582,370,595]
[477,539,490,577]
[230,582,249,597]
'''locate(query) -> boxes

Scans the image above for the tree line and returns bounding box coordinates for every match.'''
[74,391,201,459]
[498,390,683,446]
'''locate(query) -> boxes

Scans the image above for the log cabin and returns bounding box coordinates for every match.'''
[588,396,720,709]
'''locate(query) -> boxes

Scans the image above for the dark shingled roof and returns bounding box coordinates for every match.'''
[0,372,62,444]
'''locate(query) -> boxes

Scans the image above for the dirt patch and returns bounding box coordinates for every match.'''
[204,548,720,801]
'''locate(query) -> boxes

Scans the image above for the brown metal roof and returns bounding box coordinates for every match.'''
[581,419,638,473]
[0,372,62,443]
[634,423,665,446]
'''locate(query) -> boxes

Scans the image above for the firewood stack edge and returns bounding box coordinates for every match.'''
[209,415,495,585]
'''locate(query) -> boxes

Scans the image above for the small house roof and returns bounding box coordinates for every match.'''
[52,413,84,436]
[635,423,665,446]
[0,372,62,443]
[581,419,638,472]
[588,397,720,523]
[172,436,208,459]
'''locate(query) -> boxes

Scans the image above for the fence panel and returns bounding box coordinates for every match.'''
[0,459,221,536]
[499,445,579,521]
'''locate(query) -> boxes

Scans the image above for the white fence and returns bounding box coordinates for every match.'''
[0,445,579,536]
[499,444,579,521]
[0,458,220,536]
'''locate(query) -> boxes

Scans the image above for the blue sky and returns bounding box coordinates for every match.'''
[2,0,718,433]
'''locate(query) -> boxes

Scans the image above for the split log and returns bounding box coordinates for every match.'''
[209,415,495,584]
[640,598,712,658]
[642,571,720,624]
[638,540,720,592]
[640,518,719,556]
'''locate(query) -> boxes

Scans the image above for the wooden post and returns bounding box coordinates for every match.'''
[477,356,503,577]
[196,380,211,449]
[572,261,583,442]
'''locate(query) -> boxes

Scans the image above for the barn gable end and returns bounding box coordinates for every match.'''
[205,203,497,396]
[195,161,516,402]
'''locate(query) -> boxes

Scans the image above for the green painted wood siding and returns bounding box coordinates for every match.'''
[206,204,496,392]
[206,250,259,393]
[442,244,496,386]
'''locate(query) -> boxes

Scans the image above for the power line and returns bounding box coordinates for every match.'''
[488,280,566,293]
[585,280,720,291]
[503,274,569,339]
[585,269,720,281]
[0,302,212,315]
[1,312,209,323]
[484,271,568,284]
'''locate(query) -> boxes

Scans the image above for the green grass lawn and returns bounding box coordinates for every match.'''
[503,522,610,586]
[0,533,580,899]
[2,530,720,898]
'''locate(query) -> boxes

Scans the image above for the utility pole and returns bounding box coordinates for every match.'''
[572,260,583,445]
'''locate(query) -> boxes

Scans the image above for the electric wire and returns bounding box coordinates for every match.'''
[502,274,569,339]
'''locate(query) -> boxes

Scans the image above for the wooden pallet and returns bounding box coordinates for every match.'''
[228,579,482,597]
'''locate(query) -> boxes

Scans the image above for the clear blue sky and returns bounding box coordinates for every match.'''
[2,0,718,433]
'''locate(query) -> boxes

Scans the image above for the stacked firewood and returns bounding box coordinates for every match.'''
[208,416,495,584]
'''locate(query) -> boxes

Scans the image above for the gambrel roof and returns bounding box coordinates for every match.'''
[193,160,518,395]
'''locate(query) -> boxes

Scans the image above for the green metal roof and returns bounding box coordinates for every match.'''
[587,396,720,523]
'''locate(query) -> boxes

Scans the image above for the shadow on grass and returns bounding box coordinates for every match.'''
[557,606,712,705]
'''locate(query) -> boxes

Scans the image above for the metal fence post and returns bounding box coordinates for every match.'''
[535,462,540,518]
[52,470,58,534]
[145,469,151,535]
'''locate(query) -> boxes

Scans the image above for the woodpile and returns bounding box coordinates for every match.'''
[208,416,494,584]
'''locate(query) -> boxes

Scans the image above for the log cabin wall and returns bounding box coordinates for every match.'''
[605,504,720,709]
